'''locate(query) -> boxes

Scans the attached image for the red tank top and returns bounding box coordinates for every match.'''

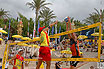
[70,39,80,56]
[13,54,24,69]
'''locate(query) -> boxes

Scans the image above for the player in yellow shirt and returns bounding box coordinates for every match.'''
[9,49,24,69]
[36,20,58,69]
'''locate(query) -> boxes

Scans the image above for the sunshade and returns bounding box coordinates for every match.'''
[78,35,88,39]
[0,38,3,41]
[21,37,32,41]
[12,35,23,38]
[60,50,83,54]
[91,33,103,36]
[0,30,7,34]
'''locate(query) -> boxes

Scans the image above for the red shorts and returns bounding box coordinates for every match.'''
[13,67,16,69]
[39,46,51,61]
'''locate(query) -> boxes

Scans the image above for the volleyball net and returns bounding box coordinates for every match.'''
[2,22,102,69]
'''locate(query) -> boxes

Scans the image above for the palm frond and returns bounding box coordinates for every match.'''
[0,8,9,18]
[94,8,100,15]
[26,2,35,10]
[39,8,56,25]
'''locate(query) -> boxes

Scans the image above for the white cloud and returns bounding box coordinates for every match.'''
[47,0,103,21]
[0,0,103,21]
[0,0,34,19]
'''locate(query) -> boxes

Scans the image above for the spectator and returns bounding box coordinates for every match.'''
[9,49,24,69]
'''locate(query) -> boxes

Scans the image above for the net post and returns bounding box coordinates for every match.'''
[98,22,102,62]
[6,45,10,62]
[2,44,8,69]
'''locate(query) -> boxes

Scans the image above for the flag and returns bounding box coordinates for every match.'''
[8,20,11,40]
[58,26,61,43]
[37,21,40,37]
[52,26,54,35]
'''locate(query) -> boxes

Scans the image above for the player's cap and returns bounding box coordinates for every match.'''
[18,49,23,52]
[38,26,45,33]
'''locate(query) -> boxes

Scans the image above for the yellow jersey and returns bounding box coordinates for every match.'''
[13,54,24,69]
[40,31,50,46]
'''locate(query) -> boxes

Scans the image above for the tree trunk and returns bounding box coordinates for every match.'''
[36,10,38,36]
[36,10,38,25]
[33,10,38,38]
[0,16,1,19]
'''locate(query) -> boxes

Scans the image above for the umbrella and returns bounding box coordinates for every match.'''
[12,35,23,38]
[91,33,103,36]
[0,38,3,41]
[78,35,88,39]
[51,49,55,51]
[21,37,32,41]
[0,30,7,34]
[60,50,83,54]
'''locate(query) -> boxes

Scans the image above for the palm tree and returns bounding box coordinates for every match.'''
[0,8,9,19]
[18,12,30,36]
[94,8,104,33]
[94,8,104,22]
[83,8,104,39]
[83,8,104,24]
[83,13,100,24]
[39,8,56,26]
[83,8,104,34]
[74,20,86,28]
[26,0,51,36]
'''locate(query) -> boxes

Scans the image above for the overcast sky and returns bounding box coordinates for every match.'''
[0,0,104,21]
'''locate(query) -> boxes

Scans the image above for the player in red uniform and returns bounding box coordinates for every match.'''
[36,21,58,69]
[9,49,24,69]
[69,23,80,69]
[64,16,80,69]
[69,37,80,69]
